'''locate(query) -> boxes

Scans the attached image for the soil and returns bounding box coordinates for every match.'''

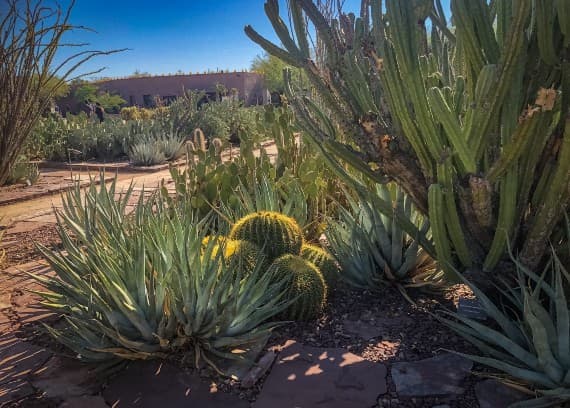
[2,223,61,267]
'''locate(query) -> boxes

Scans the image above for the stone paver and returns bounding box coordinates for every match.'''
[30,356,99,399]
[103,360,249,408]
[254,340,387,408]
[59,395,109,408]
[391,353,472,397]
[475,379,528,408]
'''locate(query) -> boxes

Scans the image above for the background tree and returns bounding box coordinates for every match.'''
[251,53,305,94]
[0,0,123,185]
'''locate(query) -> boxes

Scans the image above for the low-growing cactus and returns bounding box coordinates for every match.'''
[192,128,207,152]
[229,211,303,261]
[224,239,265,277]
[300,244,339,288]
[269,254,326,321]
[202,236,265,277]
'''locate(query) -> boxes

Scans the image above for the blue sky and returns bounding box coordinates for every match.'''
[49,0,449,79]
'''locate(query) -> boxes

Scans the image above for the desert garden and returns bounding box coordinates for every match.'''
[1,0,570,407]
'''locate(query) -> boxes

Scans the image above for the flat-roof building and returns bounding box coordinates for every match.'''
[95,71,268,107]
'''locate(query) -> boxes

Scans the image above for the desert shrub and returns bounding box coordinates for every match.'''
[128,141,167,166]
[440,238,570,406]
[5,160,40,186]
[326,184,442,292]
[35,177,290,370]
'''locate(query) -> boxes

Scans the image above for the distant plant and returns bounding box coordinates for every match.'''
[128,141,166,166]
[0,0,122,185]
[5,160,40,186]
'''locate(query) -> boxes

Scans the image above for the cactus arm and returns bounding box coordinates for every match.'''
[289,0,310,59]
[437,163,473,268]
[264,0,302,58]
[244,25,301,67]
[556,0,570,45]
[535,0,559,65]
[470,1,532,160]
[427,87,477,173]
[428,184,456,279]
[486,111,544,182]
[483,169,518,271]
[376,43,434,177]
[521,116,570,268]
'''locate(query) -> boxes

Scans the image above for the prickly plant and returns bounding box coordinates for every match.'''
[245,0,570,284]
[268,254,327,321]
[229,211,304,261]
[300,243,339,287]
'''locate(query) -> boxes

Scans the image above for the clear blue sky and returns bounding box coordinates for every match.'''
[50,0,449,80]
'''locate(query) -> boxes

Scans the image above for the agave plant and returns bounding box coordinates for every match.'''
[326,183,443,293]
[439,246,570,407]
[33,178,290,372]
[129,140,166,166]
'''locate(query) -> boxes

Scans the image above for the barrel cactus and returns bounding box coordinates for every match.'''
[269,254,327,321]
[202,236,264,276]
[224,239,265,276]
[229,211,303,261]
[300,244,339,287]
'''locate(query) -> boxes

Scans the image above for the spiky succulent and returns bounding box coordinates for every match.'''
[229,211,303,261]
[34,176,289,373]
[326,183,443,291]
[300,243,339,288]
[129,140,166,166]
[268,254,327,321]
[440,247,570,407]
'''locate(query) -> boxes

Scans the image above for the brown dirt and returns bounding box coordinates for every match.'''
[2,223,61,268]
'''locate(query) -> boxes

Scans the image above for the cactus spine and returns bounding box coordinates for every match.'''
[269,254,327,321]
[230,211,303,261]
[300,243,339,287]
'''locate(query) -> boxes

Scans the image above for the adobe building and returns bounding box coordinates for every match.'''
[95,71,269,107]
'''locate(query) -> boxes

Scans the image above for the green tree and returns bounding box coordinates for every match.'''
[251,53,304,94]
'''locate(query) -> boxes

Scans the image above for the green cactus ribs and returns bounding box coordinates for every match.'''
[229,211,303,261]
[300,243,339,287]
[269,254,327,321]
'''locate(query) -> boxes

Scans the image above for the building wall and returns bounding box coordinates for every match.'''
[95,72,268,107]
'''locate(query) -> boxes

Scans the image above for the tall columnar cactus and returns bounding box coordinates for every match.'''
[245,0,570,282]
[230,211,304,261]
[269,254,327,321]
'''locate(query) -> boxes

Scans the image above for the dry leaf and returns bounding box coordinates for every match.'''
[535,87,556,111]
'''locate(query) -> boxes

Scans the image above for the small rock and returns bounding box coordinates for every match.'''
[475,379,528,408]
[254,340,387,408]
[241,351,276,388]
[391,353,472,397]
